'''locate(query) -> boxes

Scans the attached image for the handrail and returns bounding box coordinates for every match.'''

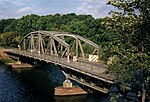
[6,49,115,83]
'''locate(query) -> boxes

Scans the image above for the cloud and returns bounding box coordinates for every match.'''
[0,0,23,6]
[77,0,113,18]
[12,1,24,6]
[0,0,113,19]
[17,7,32,14]
[0,0,10,5]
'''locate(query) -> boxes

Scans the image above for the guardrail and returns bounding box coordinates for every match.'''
[7,50,115,83]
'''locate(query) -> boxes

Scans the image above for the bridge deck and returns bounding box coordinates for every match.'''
[5,49,115,84]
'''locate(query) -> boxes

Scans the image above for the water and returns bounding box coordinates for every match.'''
[0,62,110,102]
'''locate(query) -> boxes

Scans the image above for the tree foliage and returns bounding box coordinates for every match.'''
[0,19,15,34]
[0,13,114,47]
[0,32,19,47]
[103,0,150,101]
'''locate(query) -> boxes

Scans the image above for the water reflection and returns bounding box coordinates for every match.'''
[0,64,27,102]
[0,63,109,102]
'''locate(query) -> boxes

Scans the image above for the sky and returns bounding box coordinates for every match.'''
[0,0,114,19]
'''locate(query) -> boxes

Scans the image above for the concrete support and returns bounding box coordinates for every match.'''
[15,57,21,64]
[62,70,72,88]
[63,79,72,88]
[16,60,21,64]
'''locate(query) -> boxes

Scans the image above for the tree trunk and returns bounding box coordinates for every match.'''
[141,42,147,102]
[141,82,146,102]
[141,69,147,102]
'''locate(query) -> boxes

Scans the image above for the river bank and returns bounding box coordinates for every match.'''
[0,48,14,63]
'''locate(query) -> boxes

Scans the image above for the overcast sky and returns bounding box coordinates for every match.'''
[0,0,114,19]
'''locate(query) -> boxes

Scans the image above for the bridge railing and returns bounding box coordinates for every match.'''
[11,50,114,83]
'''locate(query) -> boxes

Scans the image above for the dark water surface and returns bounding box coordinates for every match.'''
[0,63,110,102]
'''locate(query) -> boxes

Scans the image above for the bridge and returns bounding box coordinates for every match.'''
[5,31,115,94]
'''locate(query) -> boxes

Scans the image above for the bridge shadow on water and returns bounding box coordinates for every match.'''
[11,66,54,102]
[10,62,110,102]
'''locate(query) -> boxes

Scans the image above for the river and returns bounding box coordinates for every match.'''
[0,62,110,102]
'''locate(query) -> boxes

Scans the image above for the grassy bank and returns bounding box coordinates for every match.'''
[0,48,14,64]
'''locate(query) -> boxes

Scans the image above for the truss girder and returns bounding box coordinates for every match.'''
[18,31,100,61]
[54,33,100,49]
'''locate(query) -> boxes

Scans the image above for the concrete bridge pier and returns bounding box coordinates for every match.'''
[54,70,88,96]
[16,59,22,64]
[62,70,73,88]
[63,79,73,88]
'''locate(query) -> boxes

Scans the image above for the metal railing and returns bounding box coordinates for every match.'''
[8,50,115,83]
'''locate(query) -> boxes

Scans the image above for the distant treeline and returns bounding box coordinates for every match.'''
[0,13,114,47]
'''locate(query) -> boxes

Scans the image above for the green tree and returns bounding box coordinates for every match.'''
[0,19,15,34]
[0,32,19,47]
[16,14,40,36]
[3,19,18,32]
[103,0,150,101]
[0,13,113,52]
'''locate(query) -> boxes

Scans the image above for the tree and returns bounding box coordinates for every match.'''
[0,19,15,34]
[103,0,150,101]
[3,19,18,32]
[0,32,19,47]
[16,14,40,36]
[0,13,113,54]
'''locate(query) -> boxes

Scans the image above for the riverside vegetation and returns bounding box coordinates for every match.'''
[0,0,150,101]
